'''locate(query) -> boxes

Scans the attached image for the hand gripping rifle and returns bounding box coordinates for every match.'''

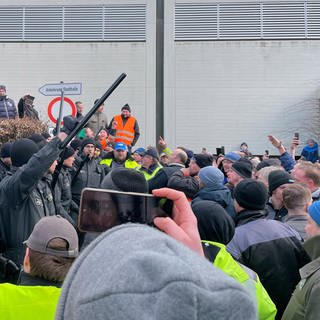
[51,73,127,189]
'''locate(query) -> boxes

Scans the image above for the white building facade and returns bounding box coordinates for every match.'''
[1,0,320,154]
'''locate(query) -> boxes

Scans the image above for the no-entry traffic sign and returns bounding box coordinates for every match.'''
[47,97,76,124]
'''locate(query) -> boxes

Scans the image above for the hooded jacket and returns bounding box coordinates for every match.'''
[301,143,319,163]
[56,224,257,320]
[192,186,236,218]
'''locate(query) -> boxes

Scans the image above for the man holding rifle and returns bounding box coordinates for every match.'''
[0,73,127,282]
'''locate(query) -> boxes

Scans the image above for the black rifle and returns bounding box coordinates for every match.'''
[94,126,104,140]
[51,73,126,189]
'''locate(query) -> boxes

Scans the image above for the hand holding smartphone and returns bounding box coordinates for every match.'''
[78,188,173,233]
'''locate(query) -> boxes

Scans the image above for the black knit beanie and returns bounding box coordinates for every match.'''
[268,170,294,194]
[234,179,268,210]
[81,138,95,150]
[231,159,253,179]
[101,167,148,193]
[0,142,13,158]
[193,154,213,169]
[11,138,39,167]
[70,138,82,151]
[143,147,159,160]
[121,103,131,113]
[28,133,47,149]
[61,146,75,161]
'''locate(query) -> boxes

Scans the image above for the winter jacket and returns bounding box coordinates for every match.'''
[0,138,61,265]
[192,186,236,218]
[265,200,288,221]
[227,209,310,319]
[167,170,200,199]
[0,159,9,182]
[148,163,184,192]
[279,151,295,172]
[86,111,108,134]
[282,234,320,320]
[301,143,319,163]
[71,156,105,206]
[203,241,277,320]
[137,162,162,181]
[54,166,78,226]
[283,215,308,241]
[0,96,16,119]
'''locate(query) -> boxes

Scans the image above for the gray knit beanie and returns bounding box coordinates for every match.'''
[56,224,257,320]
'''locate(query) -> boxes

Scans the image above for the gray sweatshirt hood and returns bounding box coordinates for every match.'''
[55,223,256,320]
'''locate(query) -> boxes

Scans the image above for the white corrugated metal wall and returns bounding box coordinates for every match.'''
[165,0,320,154]
[0,0,156,149]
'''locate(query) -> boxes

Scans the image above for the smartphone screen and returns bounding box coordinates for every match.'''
[294,132,299,140]
[78,188,173,233]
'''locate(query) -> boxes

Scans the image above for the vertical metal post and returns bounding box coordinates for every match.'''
[156,0,164,145]
[55,85,65,136]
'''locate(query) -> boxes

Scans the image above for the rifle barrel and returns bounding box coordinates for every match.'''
[60,73,126,149]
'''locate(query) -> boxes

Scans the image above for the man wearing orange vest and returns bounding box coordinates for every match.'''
[108,104,140,150]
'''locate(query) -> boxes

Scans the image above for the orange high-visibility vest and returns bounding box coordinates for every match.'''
[114,114,136,145]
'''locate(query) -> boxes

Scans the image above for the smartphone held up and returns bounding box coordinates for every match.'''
[78,188,173,233]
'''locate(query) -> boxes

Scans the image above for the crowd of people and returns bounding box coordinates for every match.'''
[0,85,319,319]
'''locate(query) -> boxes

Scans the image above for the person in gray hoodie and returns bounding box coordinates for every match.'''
[56,187,257,320]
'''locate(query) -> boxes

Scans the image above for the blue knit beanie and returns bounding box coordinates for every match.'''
[308,201,320,226]
[199,166,224,189]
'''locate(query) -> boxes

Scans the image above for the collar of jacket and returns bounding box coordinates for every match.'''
[17,270,62,288]
[168,163,185,168]
[303,234,320,261]
[140,163,160,175]
[234,209,266,227]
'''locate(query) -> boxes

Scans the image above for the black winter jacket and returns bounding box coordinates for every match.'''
[0,138,61,265]
[0,96,16,119]
[227,209,310,319]
[54,166,78,225]
[71,156,105,206]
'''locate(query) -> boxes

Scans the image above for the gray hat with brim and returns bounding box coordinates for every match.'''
[56,224,257,320]
[24,215,78,258]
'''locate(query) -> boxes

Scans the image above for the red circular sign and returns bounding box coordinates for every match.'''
[47,97,77,124]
